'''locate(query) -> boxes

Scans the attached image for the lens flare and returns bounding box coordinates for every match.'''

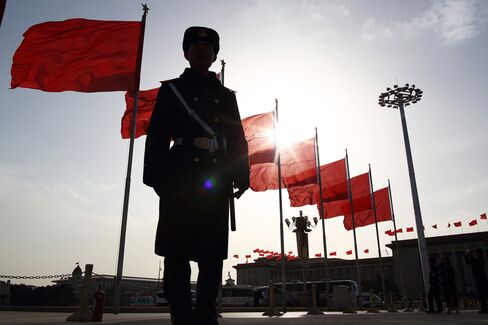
[204,178,214,190]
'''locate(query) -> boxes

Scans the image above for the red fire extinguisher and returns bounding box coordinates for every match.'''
[91,285,105,322]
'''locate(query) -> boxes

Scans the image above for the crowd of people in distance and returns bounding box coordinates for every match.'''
[427,248,488,314]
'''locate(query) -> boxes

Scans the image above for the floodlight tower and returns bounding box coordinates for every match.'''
[378,84,429,299]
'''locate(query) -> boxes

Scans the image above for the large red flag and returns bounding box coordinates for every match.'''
[242,112,276,166]
[343,187,392,231]
[250,137,316,191]
[317,172,371,219]
[287,158,347,207]
[121,87,159,139]
[11,18,141,92]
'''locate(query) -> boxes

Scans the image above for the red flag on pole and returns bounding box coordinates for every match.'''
[346,250,353,255]
[233,254,239,258]
[249,137,317,191]
[396,228,403,233]
[122,87,159,139]
[447,223,451,228]
[343,187,392,230]
[406,227,414,232]
[253,248,260,253]
[385,230,395,236]
[245,254,252,258]
[469,219,478,226]
[11,19,142,92]
[454,221,462,227]
[317,172,371,219]
[287,158,347,207]
[242,112,276,165]
[364,249,369,254]
[481,213,487,220]
[329,251,337,256]
[432,224,437,229]
[315,253,322,257]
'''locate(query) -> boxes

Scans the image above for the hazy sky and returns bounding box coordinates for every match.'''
[1,0,487,286]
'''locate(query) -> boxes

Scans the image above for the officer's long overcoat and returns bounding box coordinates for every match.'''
[143,68,250,261]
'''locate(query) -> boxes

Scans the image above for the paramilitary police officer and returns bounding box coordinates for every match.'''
[143,26,250,325]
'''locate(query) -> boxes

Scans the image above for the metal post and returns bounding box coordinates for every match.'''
[397,96,429,298]
[113,4,149,313]
[275,99,287,312]
[378,84,428,302]
[315,128,330,282]
[345,150,362,298]
[388,180,406,301]
[368,165,386,303]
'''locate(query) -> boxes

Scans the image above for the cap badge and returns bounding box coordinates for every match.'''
[198,29,207,37]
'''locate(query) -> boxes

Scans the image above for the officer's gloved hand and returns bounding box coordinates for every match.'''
[233,179,249,199]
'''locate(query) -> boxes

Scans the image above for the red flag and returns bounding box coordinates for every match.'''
[11,19,142,92]
[447,223,451,228]
[318,172,371,219]
[242,112,276,166]
[315,253,322,257]
[249,138,317,191]
[384,230,395,236]
[396,228,403,233]
[346,250,353,255]
[259,253,264,256]
[432,224,437,229]
[329,251,337,256]
[288,251,293,255]
[245,254,252,258]
[481,213,487,220]
[364,249,369,254]
[233,254,239,258]
[406,227,414,232]
[263,250,269,254]
[265,254,274,260]
[121,87,159,139]
[454,221,462,227]
[253,248,260,253]
[469,219,478,226]
[287,158,347,207]
[343,187,391,231]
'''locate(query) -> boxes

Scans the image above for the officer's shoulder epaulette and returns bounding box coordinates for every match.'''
[159,78,179,86]
[222,86,237,94]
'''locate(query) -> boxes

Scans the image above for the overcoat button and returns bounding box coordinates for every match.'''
[214,98,219,104]
[194,157,199,162]
[212,158,218,164]
[213,117,219,123]
[193,97,199,102]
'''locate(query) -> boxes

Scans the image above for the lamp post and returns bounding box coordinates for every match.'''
[378,84,429,298]
[285,210,319,304]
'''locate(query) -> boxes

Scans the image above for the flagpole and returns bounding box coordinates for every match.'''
[275,99,287,312]
[388,179,406,301]
[315,128,329,281]
[368,164,386,302]
[345,149,362,298]
[113,4,149,314]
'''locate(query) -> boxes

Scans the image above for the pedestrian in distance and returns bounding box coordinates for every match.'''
[439,255,459,313]
[143,26,250,325]
[426,255,443,313]
[465,248,488,313]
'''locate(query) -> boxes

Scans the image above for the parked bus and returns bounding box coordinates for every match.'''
[156,289,196,306]
[221,285,254,306]
[268,279,359,308]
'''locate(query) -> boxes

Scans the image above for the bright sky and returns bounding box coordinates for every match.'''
[1,0,487,287]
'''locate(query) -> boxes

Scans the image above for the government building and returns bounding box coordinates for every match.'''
[234,231,488,299]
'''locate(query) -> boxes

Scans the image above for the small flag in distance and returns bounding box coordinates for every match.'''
[233,254,239,258]
[432,224,437,229]
[406,227,414,232]
[454,221,462,227]
[364,249,369,254]
[315,253,322,257]
[346,250,353,255]
[469,219,478,226]
[329,251,337,256]
[481,213,487,220]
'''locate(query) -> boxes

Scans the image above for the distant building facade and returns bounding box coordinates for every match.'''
[234,231,488,299]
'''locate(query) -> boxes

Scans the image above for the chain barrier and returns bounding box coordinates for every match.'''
[0,274,71,280]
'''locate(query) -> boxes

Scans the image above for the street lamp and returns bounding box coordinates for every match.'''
[378,83,429,300]
[285,210,318,304]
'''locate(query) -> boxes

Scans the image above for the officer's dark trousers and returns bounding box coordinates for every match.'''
[164,257,223,325]
[427,285,442,312]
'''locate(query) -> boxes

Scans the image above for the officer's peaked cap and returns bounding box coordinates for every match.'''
[183,26,220,55]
